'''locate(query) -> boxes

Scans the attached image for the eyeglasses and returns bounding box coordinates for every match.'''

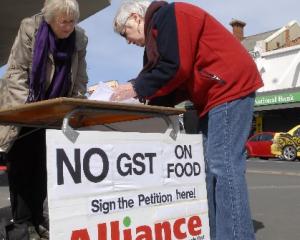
[56,18,76,27]
[120,15,132,38]
[120,26,128,38]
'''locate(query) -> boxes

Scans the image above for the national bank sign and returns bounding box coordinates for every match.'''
[255,91,300,106]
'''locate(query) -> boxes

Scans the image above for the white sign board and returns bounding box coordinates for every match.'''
[46,125,210,240]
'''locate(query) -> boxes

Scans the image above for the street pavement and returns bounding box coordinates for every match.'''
[247,158,300,240]
[0,170,10,225]
[1,158,300,239]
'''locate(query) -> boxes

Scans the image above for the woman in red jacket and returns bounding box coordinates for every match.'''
[112,1,263,240]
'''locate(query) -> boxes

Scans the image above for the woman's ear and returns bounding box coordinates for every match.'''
[132,13,141,23]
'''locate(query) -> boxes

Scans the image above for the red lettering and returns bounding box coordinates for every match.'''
[123,228,132,240]
[71,215,203,240]
[136,225,152,240]
[111,221,120,240]
[71,229,90,240]
[173,218,187,239]
[154,221,171,240]
[97,223,107,240]
[188,216,202,236]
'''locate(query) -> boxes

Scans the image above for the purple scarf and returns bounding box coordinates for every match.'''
[27,20,75,102]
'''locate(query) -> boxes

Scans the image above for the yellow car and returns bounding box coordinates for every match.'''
[271,125,300,161]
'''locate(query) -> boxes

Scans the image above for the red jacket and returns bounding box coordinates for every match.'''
[133,2,263,116]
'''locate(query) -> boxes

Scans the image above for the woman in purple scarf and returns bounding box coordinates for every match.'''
[0,0,88,239]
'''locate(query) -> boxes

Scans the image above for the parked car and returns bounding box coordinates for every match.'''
[246,132,275,159]
[271,125,300,161]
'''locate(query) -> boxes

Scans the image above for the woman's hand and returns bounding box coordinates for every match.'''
[110,83,137,101]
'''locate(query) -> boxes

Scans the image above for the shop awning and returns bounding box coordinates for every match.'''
[254,87,300,111]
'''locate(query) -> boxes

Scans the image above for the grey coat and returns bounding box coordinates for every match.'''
[0,14,88,152]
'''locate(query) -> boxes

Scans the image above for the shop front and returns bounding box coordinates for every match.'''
[254,87,300,133]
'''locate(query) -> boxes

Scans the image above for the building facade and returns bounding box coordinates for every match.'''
[231,19,300,133]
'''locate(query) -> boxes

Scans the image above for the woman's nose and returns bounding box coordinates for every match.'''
[66,25,74,32]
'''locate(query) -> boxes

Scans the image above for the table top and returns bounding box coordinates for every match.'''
[0,97,185,129]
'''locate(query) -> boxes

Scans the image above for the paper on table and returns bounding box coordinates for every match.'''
[88,82,113,101]
[88,81,140,104]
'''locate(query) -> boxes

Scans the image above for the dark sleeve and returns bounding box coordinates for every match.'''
[148,86,189,107]
[148,93,176,107]
[133,3,184,99]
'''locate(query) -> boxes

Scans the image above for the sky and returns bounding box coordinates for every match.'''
[0,0,299,86]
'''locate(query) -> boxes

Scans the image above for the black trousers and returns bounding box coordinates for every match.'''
[7,127,47,227]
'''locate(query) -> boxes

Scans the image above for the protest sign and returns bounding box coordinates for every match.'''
[46,122,210,240]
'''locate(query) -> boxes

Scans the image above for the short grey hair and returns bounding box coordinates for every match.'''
[42,0,80,23]
[113,0,151,34]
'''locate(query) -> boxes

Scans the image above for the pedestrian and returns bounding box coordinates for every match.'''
[0,0,88,238]
[111,1,263,240]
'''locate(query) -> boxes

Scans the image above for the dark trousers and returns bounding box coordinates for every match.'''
[7,127,47,227]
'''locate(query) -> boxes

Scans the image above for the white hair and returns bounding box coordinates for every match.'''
[113,0,151,34]
[42,0,80,23]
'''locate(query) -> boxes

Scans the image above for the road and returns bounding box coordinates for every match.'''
[0,170,10,225]
[247,158,300,240]
[1,158,300,239]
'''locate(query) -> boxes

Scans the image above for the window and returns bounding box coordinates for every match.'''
[293,128,300,137]
[260,133,273,141]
